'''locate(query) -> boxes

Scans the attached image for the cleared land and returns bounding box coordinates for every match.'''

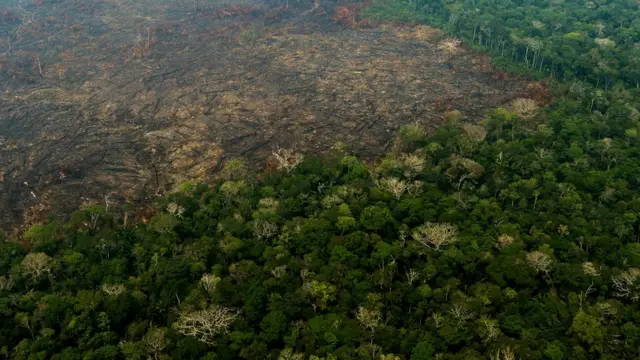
[0,0,528,230]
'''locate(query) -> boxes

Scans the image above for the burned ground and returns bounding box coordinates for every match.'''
[0,0,527,231]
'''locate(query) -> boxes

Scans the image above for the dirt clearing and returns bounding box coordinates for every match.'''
[0,0,528,230]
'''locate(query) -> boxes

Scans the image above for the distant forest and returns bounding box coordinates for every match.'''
[368,0,640,89]
[2,0,640,359]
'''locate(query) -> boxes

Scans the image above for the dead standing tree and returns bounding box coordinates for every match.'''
[271,147,304,173]
[174,306,240,344]
[143,326,167,360]
[200,273,221,296]
[101,283,127,296]
[437,38,462,69]
[525,251,553,277]
[612,268,640,302]
[20,252,55,282]
[412,222,459,251]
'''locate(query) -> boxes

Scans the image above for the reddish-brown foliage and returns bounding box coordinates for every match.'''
[526,82,551,106]
[17,237,30,250]
[135,207,157,224]
[492,71,508,81]
[332,3,374,29]
[333,7,356,28]
[263,157,280,174]
[255,157,280,183]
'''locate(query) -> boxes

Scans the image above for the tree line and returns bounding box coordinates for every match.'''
[1,86,640,358]
[367,0,640,88]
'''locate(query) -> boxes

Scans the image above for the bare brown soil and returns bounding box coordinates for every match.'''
[0,0,528,231]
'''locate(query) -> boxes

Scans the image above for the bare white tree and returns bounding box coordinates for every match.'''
[377,177,408,200]
[253,219,279,240]
[405,269,419,285]
[432,312,444,328]
[272,147,304,173]
[20,253,55,282]
[437,38,462,69]
[534,147,552,159]
[278,348,305,360]
[200,274,221,295]
[271,265,288,278]
[508,98,538,119]
[102,283,127,296]
[490,347,516,360]
[167,202,185,218]
[495,234,514,249]
[478,316,500,344]
[577,281,596,309]
[526,251,553,275]
[356,306,382,332]
[399,153,425,179]
[174,306,240,345]
[412,223,458,251]
[449,303,474,324]
[612,268,640,302]
[582,262,601,277]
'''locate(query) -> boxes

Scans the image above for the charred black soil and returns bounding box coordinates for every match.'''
[0,0,528,231]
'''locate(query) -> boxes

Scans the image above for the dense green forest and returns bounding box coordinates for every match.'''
[3,91,640,359]
[2,0,640,359]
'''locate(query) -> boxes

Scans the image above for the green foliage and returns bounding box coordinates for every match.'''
[3,48,640,360]
[359,206,394,232]
[411,342,434,360]
[260,311,288,343]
